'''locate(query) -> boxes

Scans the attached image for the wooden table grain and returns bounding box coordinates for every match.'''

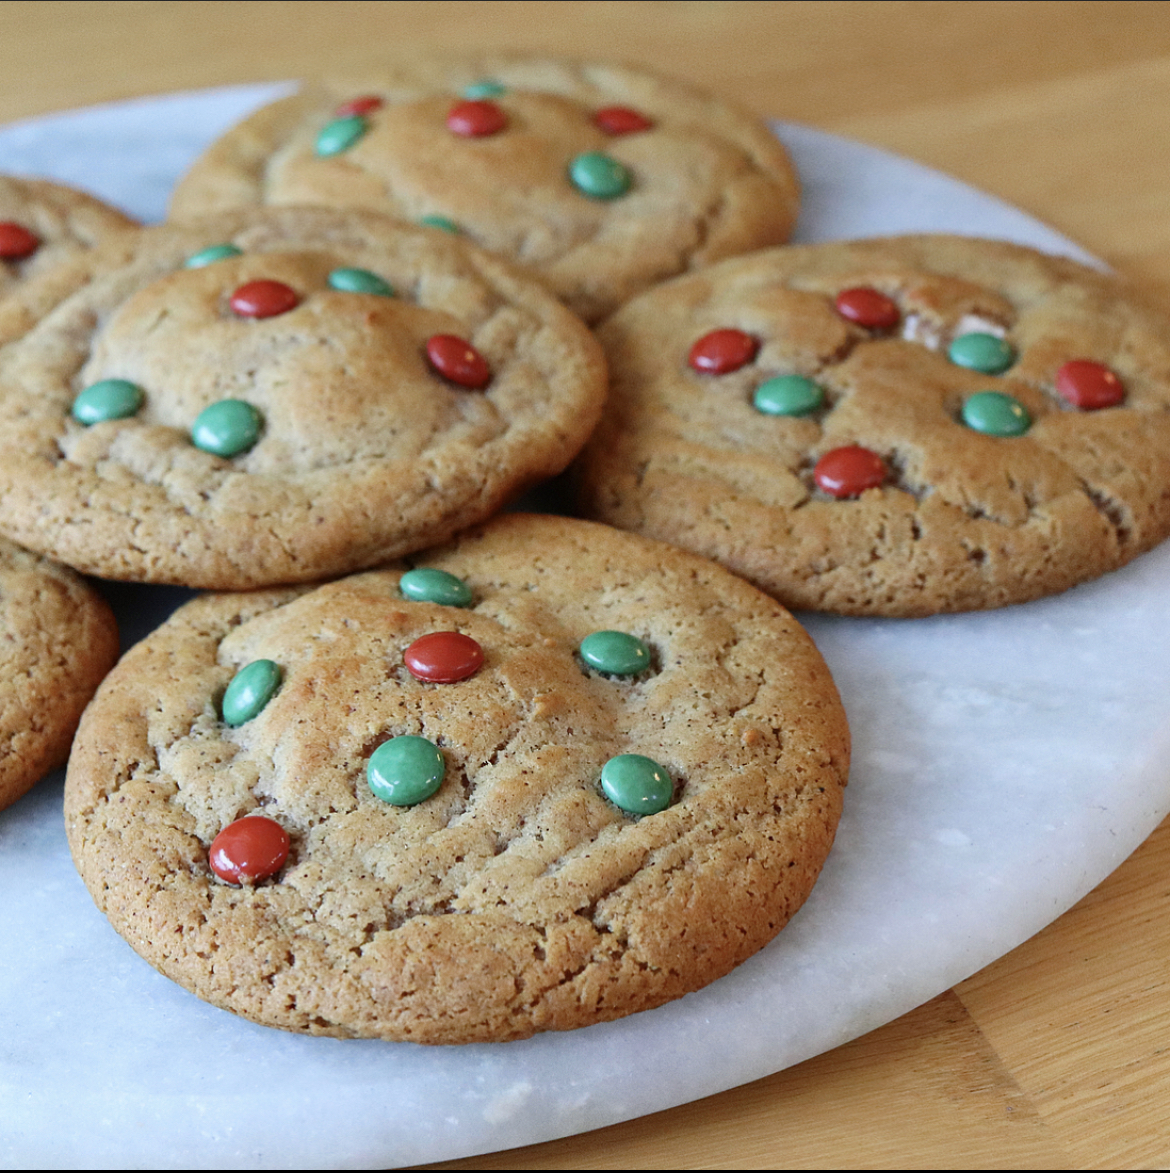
[5,3,1170,1167]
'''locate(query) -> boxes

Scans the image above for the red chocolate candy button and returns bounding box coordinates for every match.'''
[335,94,384,118]
[1056,359,1125,410]
[688,329,759,375]
[835,287,900,331]
[594,105,654,135]
[426,334,492,389]
[209,816,290,885]
[446,99,508,137]
[814,445,888,498]
[230,280,301,319]
[404,631,484,683]
[0,221,40,260]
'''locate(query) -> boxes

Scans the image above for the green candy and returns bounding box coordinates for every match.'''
[600,754,673,816]
[71,378,144,425]
[753,374,825,417]
[579,631,651,677]
[568,152,632,200]
[184,243,242,269]
[961,391,1031,437]
[327,268,395,297]
[316,114,368,157]
[948,332,1015,375]
[463,79,506,99]
[419,214,461,234]
[368,735,446,806]
[192,399,262,457]
[221,659,283,726]
[399,567,473,608]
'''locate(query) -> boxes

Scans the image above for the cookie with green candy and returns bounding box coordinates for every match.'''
[65,514,848,1043]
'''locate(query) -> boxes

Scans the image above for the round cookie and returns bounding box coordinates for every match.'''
[576,234,1170,616]
[167,55,800,323]
[0,206,606,589]
[0,538,119,811]
[64,513,849,1044]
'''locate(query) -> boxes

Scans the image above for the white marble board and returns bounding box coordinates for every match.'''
[2,84,1169,1169]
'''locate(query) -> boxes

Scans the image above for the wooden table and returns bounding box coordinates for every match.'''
[4,3,1170,1166]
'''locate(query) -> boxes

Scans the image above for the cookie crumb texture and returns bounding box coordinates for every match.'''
[168,56,799,322]
[64,515,848,1043]
[577,236,1170,616]
[0,207,606,588]
[0,538,119,810]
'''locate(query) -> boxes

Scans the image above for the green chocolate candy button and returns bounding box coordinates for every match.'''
[569,152,632,199]
[419,215,461,234]
[580,631,651,677]
[327,267,396,297]
[399,567,473,607]
[192,399,262,457]
[463,79,506,99]
[753,374,825,417]
[368,735,446,806]
[600,754,673,816]
[71,378,144,425]
[316,114,368,157]
[948,332,1015,375]
[184,243,243,269]
[221,659,283,726]
[961,391,1031,437]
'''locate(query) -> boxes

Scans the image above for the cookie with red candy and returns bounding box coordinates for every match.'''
[576,234,1170,616]
[167,54,800,323]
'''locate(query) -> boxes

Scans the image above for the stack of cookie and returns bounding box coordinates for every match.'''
[1,52,1166,1045]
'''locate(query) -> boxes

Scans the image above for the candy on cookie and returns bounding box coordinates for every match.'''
[576,234,1170,616]
[64,514,848,1044]
[167,55,800,322]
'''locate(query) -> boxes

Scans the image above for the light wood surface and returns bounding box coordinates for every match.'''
[5,3,1170,1167]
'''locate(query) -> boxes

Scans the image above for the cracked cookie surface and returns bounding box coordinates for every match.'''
[168,55,799,323]
[0,538,118,811]
[576,235,1170,616]
[0,207,606,588]
[64,513,848,1043]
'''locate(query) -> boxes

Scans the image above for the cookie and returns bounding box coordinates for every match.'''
[0,538,119,811]
[575,234,1170,616]
[64,513,848,1043]
[167,55,800,323]
[0,206,606,589]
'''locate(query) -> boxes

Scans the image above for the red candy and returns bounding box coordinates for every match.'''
[426,334,492,389]
[835,287,900,331]
[688,329,759,375]
[229,280,301,319]
[594,106,654,135]
[446,99,508,137]
[209,816,290,885]
[404,631,484,683]
[0,221,40,260]
[334,95,384,118]
[814,446,888,498]
[1055,359,1125,410]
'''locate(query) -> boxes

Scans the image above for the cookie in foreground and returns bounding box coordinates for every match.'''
[576,234,1170,616]
[0,206,606,588]
[168,55,799,323]
[64,514,848,1043]
[0,538,119,811]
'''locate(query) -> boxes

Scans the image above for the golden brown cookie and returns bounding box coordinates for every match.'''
[64,513,848,1043]
[0,206,606,589]
[576,234,1170,616]
[0,538,118,811]
[167,55,799,323]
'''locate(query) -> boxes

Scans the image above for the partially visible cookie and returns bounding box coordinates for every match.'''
[576,235,1170,616]
[0,206,606,589]
[0,538,118,811]
[168,55,799,322]
[64,513,848,1043]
